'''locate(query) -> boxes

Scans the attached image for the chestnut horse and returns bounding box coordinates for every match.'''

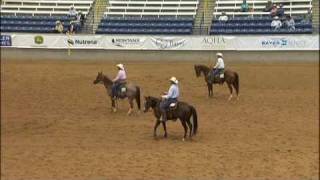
[194,64,239,100]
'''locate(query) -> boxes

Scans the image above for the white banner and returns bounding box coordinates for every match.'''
[2,33,319,51]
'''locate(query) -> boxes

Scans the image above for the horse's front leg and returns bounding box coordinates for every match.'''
[162,122,167,138]
[111,98,117,112]
[127,98,133,115]
[153,120,161,138]
[207,83,213,97]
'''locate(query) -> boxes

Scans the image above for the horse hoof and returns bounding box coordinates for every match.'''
[164,134,167,138]
[112,108,117,112]
[182,138,185,142]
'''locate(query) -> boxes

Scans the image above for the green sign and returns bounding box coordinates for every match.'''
[34,36,44,44]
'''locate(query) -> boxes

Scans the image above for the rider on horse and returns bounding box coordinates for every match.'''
[112,64,127,99]
[210,52,225,83]
[213,52,225,77]
[160,77,180,122]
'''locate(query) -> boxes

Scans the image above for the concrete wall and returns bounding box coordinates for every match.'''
[1,47,319,62]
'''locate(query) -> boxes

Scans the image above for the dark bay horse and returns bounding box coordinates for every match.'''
[194,64,239,100]
[93,72,141,115]
[143,96,198,141]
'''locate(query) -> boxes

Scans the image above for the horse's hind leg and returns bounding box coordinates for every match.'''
[186,118,193,138]
[227,83,233,101]
[162,122,167,138]
[180,120,188,141]
[127,99,133,115]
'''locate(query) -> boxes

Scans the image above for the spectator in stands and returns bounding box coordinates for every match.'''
[301,8,312,23]
[68,6,77,18]
[67,21,76,34]
[284,15,295,30]
[270,4,277,17]
[78,11,85,26]
[218,12,228,22]
[241,0,249,12]
[276,4,285,18]
[263,0,273,12]
[271,16,282,30]
[55,20,64,33]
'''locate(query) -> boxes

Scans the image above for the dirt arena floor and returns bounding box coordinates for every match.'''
[1,59,319,180]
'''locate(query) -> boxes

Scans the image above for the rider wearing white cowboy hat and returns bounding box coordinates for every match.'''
[212,52,225,81]
[112,63,127,99]
[160,76,180,122]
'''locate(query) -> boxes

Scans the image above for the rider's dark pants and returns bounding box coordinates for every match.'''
[160,98,177,121]
[212,68,224,77]
[112,81,122,98]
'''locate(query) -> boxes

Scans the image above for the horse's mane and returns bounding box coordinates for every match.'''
[101,73,113,84]
[195,64,210,70]
[147,96,161,102]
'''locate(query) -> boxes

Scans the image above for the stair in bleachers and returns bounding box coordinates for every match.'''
[193,0,215,35]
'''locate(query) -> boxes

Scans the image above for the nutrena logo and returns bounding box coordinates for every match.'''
[34,36,44,44]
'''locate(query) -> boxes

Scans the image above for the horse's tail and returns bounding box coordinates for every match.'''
[190,106,198,136]
[135,86,141,110]
[234,72,239,95]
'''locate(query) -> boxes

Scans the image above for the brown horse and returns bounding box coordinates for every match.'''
[194,64,239,100]
[93,72,141,115]
[143,96,198,141]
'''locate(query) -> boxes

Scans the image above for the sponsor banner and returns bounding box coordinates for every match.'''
[64,35,104,49]
[107,36,146,49]
[2,33,319,51]
[0,35,12,46]
[236,36,319,50]
[150,37,188,50]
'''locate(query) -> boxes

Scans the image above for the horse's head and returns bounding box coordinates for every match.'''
[194,65,201,77]
[93,72,104,84]
[93,72,113,86]
[143,96,159,113]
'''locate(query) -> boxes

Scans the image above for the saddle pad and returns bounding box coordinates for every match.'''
[121,87,126,93]
[220,73,224,78]
[169,103,177,107]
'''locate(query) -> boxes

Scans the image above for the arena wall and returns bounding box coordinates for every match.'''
[1,47,319,62]
[1,33,319,62]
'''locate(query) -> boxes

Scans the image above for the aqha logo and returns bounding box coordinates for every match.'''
[202,36,226,45]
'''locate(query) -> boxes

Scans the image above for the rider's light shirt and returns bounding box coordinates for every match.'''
[214,57,225,69]
[113,69,127,82]
[163,84,179,99]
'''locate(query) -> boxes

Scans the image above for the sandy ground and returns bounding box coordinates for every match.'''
[1,60,319,180]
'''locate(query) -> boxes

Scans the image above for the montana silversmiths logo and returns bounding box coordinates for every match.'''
[111,38,143,47]
[34,36,44,44]
[151,37,186,49]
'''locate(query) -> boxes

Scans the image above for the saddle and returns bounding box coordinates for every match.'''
[166,102,179,120]
[115,82,127,98]
[209,69,225,84]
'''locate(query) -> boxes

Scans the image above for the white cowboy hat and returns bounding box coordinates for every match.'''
[116,64,124,70]
[274,16,279,19]
[169,77,178,84]
[216,52,223,57]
